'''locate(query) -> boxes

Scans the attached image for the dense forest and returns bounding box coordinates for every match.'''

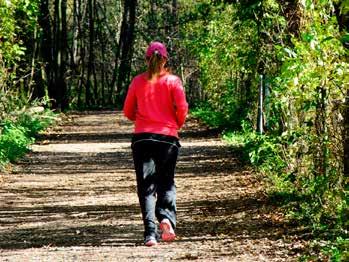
[0,0,348,259]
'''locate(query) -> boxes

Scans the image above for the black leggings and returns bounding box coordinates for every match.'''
[131,133,180,238]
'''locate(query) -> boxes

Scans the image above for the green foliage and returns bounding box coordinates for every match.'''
[0,121,32,164]
[191,102,237,128]
[0,103,56,169]
[0,0,50,169]
[183,0,288,128]
[16,109,56,138]
[186,0,348,259]
[0,0,40,93]
[300,237,349,261]
[323,237,349,262]
[223,129,289,183]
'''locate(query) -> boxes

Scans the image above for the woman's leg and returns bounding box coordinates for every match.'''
[132,141,158,241]
[155,143,179,230]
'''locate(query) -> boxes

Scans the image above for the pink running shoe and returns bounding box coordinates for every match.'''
[160,219,176,242]
[144,235,157,247]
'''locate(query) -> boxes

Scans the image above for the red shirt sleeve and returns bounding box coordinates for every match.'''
[123,79,137,121]
[171,77,188,128]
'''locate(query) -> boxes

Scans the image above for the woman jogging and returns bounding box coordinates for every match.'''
[123,41,188,246]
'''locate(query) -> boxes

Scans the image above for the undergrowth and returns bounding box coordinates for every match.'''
[191,106,349,261]
[0,107,56,170]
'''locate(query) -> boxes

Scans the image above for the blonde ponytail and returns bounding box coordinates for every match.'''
[147,51,166,80]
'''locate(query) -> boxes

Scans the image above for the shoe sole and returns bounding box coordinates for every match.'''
[160,221,176,242]
[144,240,157,246]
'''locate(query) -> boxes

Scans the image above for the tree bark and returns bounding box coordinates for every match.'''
[115,0,138,105]
[344,90,349,176]
[52,0,68,110]
[334,2,349,32]
[334,2,349,175]
[60,0,68,109]
[37,0,53,99]
[86,0,95,106]
[75,0,87,108]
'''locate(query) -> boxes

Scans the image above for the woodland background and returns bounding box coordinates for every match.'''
[0,0,348,259]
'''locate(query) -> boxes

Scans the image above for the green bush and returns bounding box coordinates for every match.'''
[222,118,348,259]
[0,107,56,169]
[191,102,229,128]
[17,109,56,137]
[0,121,32,165]
[223,127,287,174]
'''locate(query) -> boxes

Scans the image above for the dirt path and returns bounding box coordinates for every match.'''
[0,111,304,261]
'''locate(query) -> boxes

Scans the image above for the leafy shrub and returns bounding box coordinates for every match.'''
[223,123,287,174]
[0,106,56,169]
[0,121,32,165]
[191,102,230,128]
[16,109,56,137]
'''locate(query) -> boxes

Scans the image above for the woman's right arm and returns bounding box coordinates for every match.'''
[123,81,137,121]
[172,77,188,128]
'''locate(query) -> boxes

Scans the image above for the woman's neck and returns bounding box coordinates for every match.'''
[147,69,167,81]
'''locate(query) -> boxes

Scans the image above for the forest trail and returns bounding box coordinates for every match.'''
[0,111,305,261]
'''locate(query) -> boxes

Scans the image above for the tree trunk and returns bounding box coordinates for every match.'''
[314,85,328,175]
[334,3,349,175]
[86,0,95,106]
[97,0,113,106]
[76,0,87,108]
[92,0,98,105]
[334,2,349,32]
[60,0,68,109]
[110,0,126,105]
[115,0,138,105]
[95,5,106,106]
[37,0,53,99]
[169,0,179,70]
[344,90,349,176]
[52,0,68,110]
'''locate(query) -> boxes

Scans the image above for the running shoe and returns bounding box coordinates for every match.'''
[144,235,158,246]
[160,219,176,242]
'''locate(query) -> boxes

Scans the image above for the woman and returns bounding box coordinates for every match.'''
[123,41,188,246]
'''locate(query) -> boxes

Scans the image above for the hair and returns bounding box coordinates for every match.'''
[147,50,167,80]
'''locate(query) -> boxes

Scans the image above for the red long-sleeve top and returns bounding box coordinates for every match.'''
[123,72,188,138]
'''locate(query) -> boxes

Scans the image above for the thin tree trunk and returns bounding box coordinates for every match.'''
[37,0,52,99]
[52,0,60,108]
[86,0,94,106]
[76,0,86,108]
[92,0,98,104]
[96,6,106,106]
[315,85,328,175]
[73,0,79,66]
[60,0,68,109]
[29,25,38,97]
[52,0,68,110]
[116,0,138,105]
[344,90,349,176]
[334,3,349,175]
[110,0,124,104]
[97,0,114,105]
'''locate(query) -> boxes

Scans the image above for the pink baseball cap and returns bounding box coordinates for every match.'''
[146,41,168,58]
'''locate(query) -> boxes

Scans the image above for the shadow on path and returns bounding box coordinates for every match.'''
[0,112,300,261]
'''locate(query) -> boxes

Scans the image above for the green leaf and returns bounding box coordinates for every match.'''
[340,33,349,45]
[320,36,334,43]
[302,33,315,42]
